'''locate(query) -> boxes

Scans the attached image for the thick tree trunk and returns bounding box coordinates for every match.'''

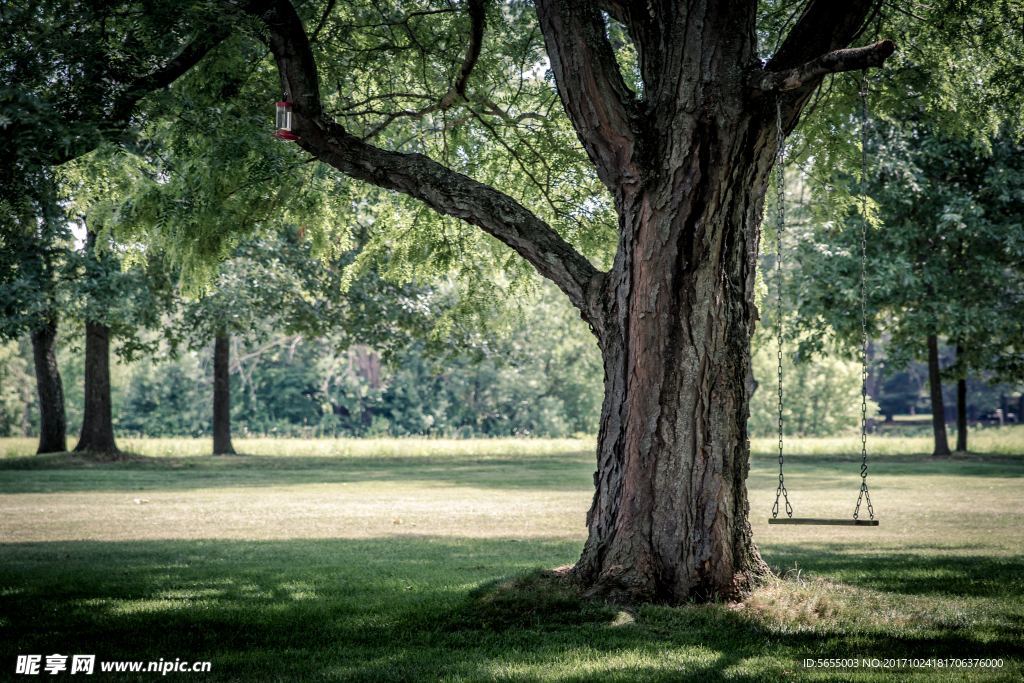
[74,321,118,454]
[574,112,773,604]
[955,345,967,452]
[30,319,67,453]
[212,332,236,455]
[926,334,950,457]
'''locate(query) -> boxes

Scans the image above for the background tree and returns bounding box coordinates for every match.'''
[180,231,346,454]
[791,125,1024,456]
[0,180,72,452]
[60,25,350,454]
[0,0,244,453]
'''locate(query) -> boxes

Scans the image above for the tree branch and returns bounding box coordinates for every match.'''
[768,0,881,72]
[447,0,485,101]
[246,0,604,322]
[51,13,240,165]
[761,0,890,131]
[107,24,235,129]
[754,39,895,92]
[358,0,484,141]
[534,0,639,196]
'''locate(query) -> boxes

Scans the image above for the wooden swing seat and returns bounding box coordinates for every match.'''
[769,517,879,526]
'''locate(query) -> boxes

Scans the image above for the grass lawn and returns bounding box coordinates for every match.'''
[1,429,1022,681]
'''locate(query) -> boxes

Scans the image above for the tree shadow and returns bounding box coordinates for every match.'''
[1,537,1021,681]
[0,452,597,494]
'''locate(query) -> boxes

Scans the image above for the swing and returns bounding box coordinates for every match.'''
[768,77,878,527]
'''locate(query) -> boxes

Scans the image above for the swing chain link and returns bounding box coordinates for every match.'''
[772,99,792,520]
[854,73,875,522]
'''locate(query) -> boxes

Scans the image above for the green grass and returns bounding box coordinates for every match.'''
[1,434,1023,681]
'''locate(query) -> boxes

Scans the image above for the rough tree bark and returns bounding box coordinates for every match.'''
[212,332,236,455]
[30,319,67,453]
[955,344,967,453]
[74,321,118,454]
[927,334,951,457]
[249,0,893,603]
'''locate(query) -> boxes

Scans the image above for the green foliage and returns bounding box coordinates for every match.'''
[105,282,602,438]
[0,340,34,436]
[749,328,876,437]
[119,353,208,438]
[0,175,73,341]
[768,0,1024,238]
[64,60,344,283]
[0,0,229,202]
[790,124,1024,387]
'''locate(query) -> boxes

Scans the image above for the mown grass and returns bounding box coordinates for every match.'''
[1,433,1022,681]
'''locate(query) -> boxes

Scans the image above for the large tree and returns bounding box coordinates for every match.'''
[233,0,905,603]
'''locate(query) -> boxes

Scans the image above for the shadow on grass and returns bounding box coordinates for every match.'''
[762,543,1024,599]
[1,537,1022,681]
[1,452,1022,495]
[0,452,597,494]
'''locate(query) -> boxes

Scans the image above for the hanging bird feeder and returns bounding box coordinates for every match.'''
[274,97,298,141]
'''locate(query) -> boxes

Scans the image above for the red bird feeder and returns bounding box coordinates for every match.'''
[274,99,298,141]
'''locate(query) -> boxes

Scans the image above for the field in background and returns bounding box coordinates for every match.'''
[1,423,1022,459]
[1,432,1022,680]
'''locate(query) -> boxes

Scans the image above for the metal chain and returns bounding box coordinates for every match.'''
[854,74,875,521]
[772,99,792,520]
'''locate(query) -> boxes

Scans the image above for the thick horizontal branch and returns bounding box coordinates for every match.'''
[754,39,895,92]
[312,120,604,317]
[246,0,605,322]
[764,0,886,132]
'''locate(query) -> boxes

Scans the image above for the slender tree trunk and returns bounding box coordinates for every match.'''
[212,332,236,455]
[956,377,967,452]
[30,319,67,453]
[74,321,118,454]
[926,334,950,456]
[955,344,967,452]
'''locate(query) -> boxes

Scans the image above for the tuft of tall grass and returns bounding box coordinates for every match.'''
[1,424,1021,459]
